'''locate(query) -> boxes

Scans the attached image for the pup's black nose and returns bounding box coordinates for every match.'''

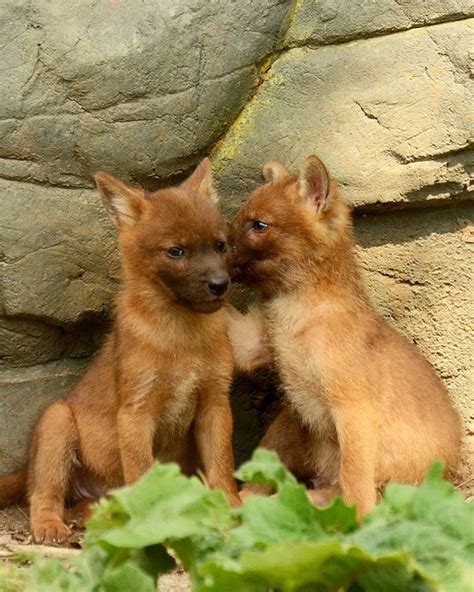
[207,277,229,296]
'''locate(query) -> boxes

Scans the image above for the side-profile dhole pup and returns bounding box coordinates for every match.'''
[229,155,461,518]
[0,159,240,543]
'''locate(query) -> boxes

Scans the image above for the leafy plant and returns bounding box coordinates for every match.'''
[1,450,472,591]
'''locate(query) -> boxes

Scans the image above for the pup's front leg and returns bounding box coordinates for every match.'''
[117,405,155,484]
[29,402,78,544]
[194,386,240,506]
[333,403,377,519]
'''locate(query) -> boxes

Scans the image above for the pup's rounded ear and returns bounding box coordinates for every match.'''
[181,158,218,203]
[94,172,146,227]
[262,161,290,183]
[298,155,330,211]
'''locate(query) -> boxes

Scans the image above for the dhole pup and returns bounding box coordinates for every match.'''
[0,159,240,543]
[229,156,461,517]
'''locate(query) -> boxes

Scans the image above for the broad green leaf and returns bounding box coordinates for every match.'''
[239,540,435,592]
[0,565,26,592]
[353,464,474,592]
[102,561,156,592]
[235,448,297,490]
[195,557,266,592]
[87,462,232,549]
[84,496,129,546]
[5,455,472,592]
[70,544,110,587]
[312,496,358,534]
[230,482,326,549]
[24,557,88,592]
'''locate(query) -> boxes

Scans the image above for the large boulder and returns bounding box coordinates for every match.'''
[213,19,473,214]
[285,0,474,45]
[0,0,290,187]
[355,203,473,429]
[0,359,89,471]
[0,180,118,325]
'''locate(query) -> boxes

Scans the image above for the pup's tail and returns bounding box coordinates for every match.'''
[0,471,27,507]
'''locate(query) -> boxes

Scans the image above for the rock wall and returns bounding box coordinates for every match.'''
[0,0,472,474]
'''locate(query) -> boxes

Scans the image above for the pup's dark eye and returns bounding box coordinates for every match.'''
[166,247,184,259]
[251,220,269,232]
[217,240,227,253]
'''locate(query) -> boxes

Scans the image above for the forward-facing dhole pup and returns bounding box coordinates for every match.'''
[0,159,240,543]
[229,156,461,518]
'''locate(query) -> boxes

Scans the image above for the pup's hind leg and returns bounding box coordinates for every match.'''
[241,407,314,499]
[28,401,78,544]
[333,402,377,519]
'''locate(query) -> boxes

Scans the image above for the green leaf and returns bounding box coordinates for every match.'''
[232,449,357,553]
[5,456,472,592]
[102,561,156,592]
[86,462,232,550]
[353,464,474,592]
[239,540,435,592]
[195,558,266,592]
[83,496,129,546]
[312,496,358,534]
[24,557,88,592]
[231,482,326,550]
[235,448,297,491]
[0,564,26,592]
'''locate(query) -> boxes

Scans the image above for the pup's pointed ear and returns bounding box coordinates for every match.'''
[94,172,145,227]
[262,161,290,183]
[299,155,330,211]
[181,158,218,202]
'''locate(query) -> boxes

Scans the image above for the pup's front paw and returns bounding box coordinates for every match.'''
[32,518,71,545]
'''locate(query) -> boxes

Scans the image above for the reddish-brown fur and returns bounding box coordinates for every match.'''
[0,159,239,543]
[0,472,27,507]
[229,156,462,518]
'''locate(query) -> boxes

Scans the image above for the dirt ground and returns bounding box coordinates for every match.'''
[0,505,191,591]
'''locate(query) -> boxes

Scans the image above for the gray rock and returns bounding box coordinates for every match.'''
[0,0,292,187]
[214,20,473,214]
[0,179,120,325]
[0,318,64,368]
[0,316,106,368]
[355,202,474,434]
[0,358,89,474]
[285,0,474,46]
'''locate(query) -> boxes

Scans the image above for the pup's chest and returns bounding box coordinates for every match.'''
[265,302,334,434]
[139,364,201,432]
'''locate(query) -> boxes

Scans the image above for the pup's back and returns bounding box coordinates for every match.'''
[373,322,461,481]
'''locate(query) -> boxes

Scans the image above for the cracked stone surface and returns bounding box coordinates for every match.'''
[285,0,474,46]
[0,0,291,187]
[0,359,89,471]
[0,179,120,324]
[355,203,474,433]
[213,20,473,214]
[0,1,472,475]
